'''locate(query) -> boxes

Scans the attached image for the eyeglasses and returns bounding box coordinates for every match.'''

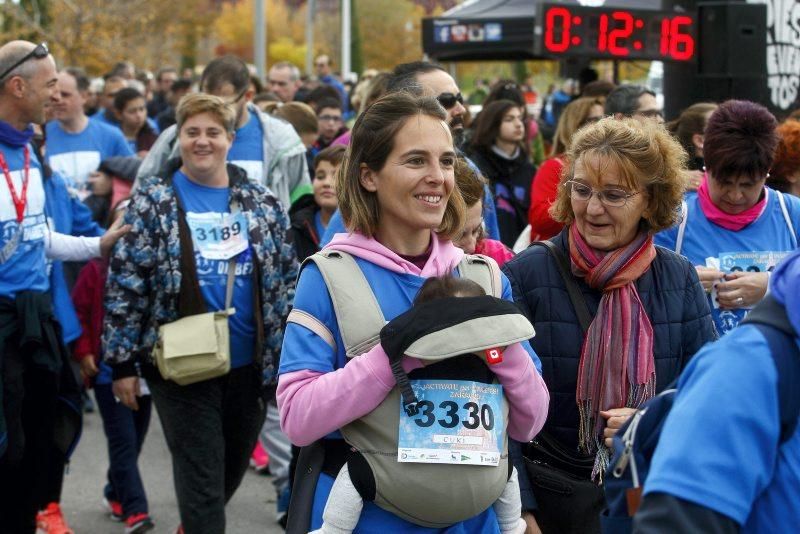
[566,180,641,208]
[318,114,342,123]
[437,92,464,109]
[635,109,663,119]
[0,42,49,82]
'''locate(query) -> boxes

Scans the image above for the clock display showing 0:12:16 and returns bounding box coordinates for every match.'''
[543,7,696,61]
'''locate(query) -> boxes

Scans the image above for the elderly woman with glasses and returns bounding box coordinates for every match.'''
[656,100,800,337]
[502,118,715,534]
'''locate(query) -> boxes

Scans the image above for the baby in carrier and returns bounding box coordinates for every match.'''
[310,275,527,534]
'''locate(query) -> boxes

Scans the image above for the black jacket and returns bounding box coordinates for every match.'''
[467,145,535,248]
[502,230,717,450]
[287,194,322,262]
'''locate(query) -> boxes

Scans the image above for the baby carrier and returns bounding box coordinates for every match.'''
[291,250,535,528]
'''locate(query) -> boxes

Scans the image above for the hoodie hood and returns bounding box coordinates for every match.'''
[769,248,800,337]
[325,231,464,278]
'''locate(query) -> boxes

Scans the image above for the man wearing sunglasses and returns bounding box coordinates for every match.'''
[0,40,81,534]
[605,84,664,125]
[136,55,310,210]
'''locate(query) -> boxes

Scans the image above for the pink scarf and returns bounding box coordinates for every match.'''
[569,225,657,480]
[697,173,768,231]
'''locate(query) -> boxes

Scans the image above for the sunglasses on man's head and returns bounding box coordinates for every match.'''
[437,92,464,109]
[0,43,49,82]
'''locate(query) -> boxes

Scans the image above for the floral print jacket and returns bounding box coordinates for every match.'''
[102,162,297,384]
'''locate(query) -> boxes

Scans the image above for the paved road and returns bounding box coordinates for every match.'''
[61,402,285,534]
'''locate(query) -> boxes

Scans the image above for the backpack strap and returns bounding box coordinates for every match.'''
[775,190,798,249]
[675,200,689,256]
[530,240,593,333]
[457,254,502,298]
[293,250,385,358]
[741,294,800,443]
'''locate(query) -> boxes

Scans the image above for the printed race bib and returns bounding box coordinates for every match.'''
[398,380,504,466]
[719,251,789,275]
[186,211,249,260]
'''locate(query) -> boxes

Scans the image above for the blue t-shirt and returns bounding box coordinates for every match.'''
[655,189,800,335]
[45,119,133,193]
[644,324,800,531]
[172,170,256,368]
[0,142,48,298]
[228,113,264,185]
[280,256,541,532]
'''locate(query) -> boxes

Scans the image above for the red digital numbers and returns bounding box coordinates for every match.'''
[544,6,571,52]
[660,15,695,60]
[597,11,635,56]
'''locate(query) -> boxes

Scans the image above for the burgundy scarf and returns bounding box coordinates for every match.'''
[569,224,657,480]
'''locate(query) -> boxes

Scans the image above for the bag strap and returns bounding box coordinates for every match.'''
[741,294,800,443]
[675,200,689,256]
[457,254,502,298]
[530,240,593,333]
[301,250,386,358]
[776,190,798,249]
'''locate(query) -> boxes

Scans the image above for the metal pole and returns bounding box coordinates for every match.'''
[341,0,351,80]
[305,0,316,76]
[255,0,266,80]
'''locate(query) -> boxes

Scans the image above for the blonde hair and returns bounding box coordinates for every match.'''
[176,93,236,134]
[550,117,688,233]
[337,92,466,239]
[273,101,318,135]
[551,96,606,156]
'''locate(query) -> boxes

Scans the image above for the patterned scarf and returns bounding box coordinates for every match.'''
[569,224,657,480]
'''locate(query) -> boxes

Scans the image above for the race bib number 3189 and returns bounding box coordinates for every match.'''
[186,211,249,260]
[398,380,504,466]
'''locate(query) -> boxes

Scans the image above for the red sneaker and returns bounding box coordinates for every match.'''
[36,502,74,534]
[124,513,154,534]
[103,497,124,521]
[249,440,270,473]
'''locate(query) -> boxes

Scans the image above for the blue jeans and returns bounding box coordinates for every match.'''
[94,382,152,519]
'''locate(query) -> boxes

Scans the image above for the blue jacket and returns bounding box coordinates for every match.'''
[44,171,104,344]
[502,230,717,450]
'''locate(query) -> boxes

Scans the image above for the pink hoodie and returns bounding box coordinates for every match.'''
[277,232,549,446]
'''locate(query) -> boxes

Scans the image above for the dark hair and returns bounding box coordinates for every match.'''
[470,99,524,152]
[665,102,717,161]
[483,80,525,107]
[170,78,193,94]
[769,120,800,192]
[156,67,177,81]
[63,67,90,92]
[316,97,342,113]
[362,72,392,111]
[605,84,655,116]
[414,275,485,304]
[582,80,616,98]
[249,74,264,94]
[387,61,444,95]
[200,55,250,95]
[254,91,279,105]
[304,84,341,110]
[703,100,778,181]
[313,144,346,169]
[113,87,144,112]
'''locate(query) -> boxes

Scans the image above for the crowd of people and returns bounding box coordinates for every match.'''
[0,37,799,534]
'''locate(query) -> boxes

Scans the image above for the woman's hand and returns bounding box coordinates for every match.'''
[715,271,769,309]
[79,355,99,380]
[601,407,638,448]
[695,266,724,293]
[112,376,140,411]
[522,511,543,534]
[100,218,132,258]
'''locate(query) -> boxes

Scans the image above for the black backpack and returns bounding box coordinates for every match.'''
[600,294,800,534]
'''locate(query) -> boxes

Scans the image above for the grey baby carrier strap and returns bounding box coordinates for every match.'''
[292,251,519,527]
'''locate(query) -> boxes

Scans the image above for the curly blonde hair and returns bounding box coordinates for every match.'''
[550,117,688,233]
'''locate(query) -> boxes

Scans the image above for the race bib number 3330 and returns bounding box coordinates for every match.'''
[398,380,504,466]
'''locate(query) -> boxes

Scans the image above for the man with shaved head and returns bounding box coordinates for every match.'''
[0,40,77,533]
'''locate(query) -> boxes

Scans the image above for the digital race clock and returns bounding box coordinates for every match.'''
[535,4,698,62]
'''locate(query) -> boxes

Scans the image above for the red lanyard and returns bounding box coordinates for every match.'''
[0,146,30,224]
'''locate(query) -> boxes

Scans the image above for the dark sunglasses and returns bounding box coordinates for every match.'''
[437,92,464,109]
[0,43,49,82]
